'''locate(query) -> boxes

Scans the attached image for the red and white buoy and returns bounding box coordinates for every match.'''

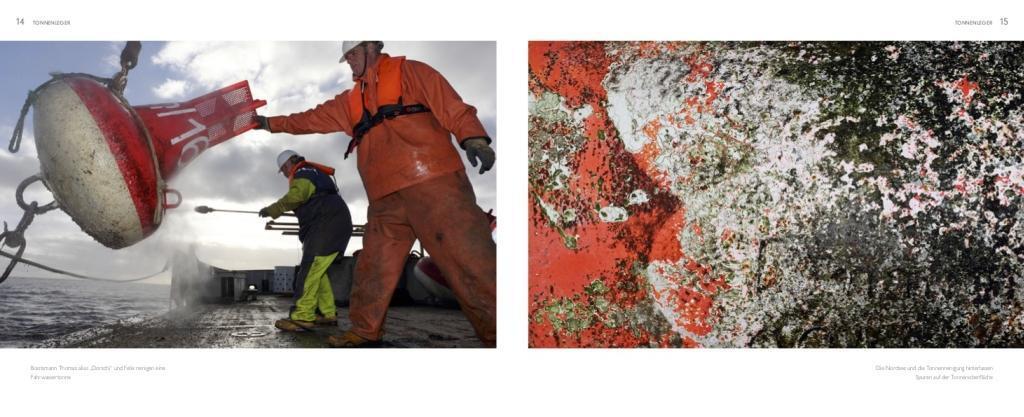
[31,76,265,248]
[410,210,495,302]
[412,256,457,302]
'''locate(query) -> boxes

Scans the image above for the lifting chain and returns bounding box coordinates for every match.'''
[0,175,59,284]
[9,41,140,153]
[109,41,141,95]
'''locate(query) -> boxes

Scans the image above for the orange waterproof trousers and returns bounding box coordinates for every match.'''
[350,171,496,347]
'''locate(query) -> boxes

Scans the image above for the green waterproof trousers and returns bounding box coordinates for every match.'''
[290,252,338,322]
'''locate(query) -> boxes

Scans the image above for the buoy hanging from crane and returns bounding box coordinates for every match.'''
[1,41,266,284]
[10,42,266,249]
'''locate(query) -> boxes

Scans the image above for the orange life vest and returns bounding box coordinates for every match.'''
[287,160,337,182]
[344,55,431,158]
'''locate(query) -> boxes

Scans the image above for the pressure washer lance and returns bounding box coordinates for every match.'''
[194,205,296,217]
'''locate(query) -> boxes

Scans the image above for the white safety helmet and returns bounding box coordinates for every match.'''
[276,150,299,172]
[339,41,384,63]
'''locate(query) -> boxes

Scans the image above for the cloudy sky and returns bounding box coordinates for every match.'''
[0,41,496,284]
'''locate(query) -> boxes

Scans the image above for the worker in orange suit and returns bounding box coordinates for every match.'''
[253,41,496,348]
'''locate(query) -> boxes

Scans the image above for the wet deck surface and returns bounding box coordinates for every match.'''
[45,296,482,348]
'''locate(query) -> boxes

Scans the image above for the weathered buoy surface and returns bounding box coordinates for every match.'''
[33,77,157,248]
[528,41,1024,347]
[31,76,265,249]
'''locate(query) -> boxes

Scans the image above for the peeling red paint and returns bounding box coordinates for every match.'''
[635,140,670,188]
[685,53,715,83]
[705,80,724,107]
[528,201,617,299]
[529,42,734,348]
[530,41,665,347]
[684,259,708,276]
[642,118,662,141]
[671,286,716,335]
[649,209,685,263]
[528,41,611,109]
[954,75,980,106]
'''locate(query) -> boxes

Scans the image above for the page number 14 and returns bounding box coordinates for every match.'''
[16,17,24,25]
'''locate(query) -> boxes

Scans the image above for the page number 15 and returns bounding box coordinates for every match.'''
[1001,17,1009,25]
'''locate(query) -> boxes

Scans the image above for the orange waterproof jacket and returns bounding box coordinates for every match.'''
[267,54,491,201]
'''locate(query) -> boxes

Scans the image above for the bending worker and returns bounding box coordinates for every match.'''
[254,41,496,347]
[260,150,353,332]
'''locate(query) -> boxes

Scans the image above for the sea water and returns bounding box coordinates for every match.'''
[0,277,168,347]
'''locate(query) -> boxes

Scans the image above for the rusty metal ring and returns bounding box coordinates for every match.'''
[15,174,59,214]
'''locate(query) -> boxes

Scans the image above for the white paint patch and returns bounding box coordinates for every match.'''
[605,57,689,153]
[598,205,629,222]
[562,208,577,223]
[627,189,649,205]
[572,104,593,124]
[548,158,572,191]
[536,196,561,225]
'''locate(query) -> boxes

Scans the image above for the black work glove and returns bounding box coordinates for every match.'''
[462,138,495,175]
[254,115,270,131]
[258,207,270,218]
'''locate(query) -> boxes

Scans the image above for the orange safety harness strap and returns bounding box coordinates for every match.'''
[344,56,431,159]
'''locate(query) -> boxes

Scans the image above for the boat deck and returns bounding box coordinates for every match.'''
[44,295,481,348]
